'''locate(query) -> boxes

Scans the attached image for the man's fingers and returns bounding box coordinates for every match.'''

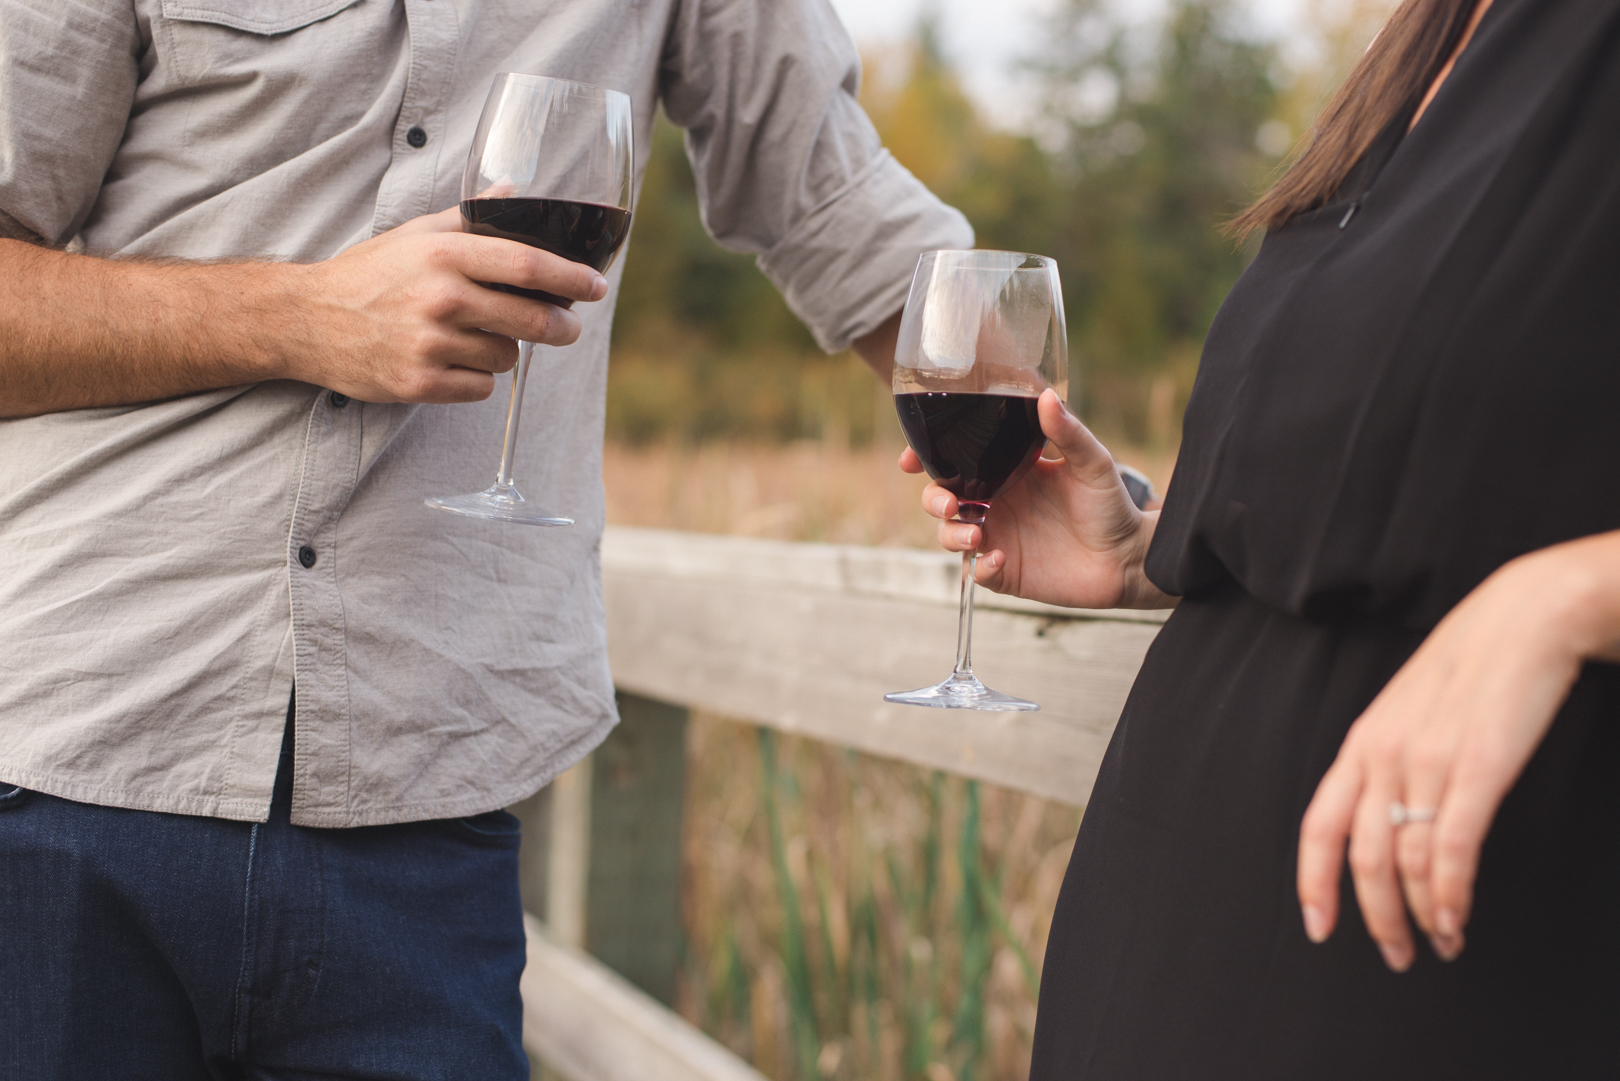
[382,365,495,405]
[456,287,583,347]
[443,235,607,305]
[441,329,520,375]
[1348,779,1415,971]
[1298,760,1359,943]
[391,205,466,237]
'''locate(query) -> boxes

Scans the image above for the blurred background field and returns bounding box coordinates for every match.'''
[596,1,1391,1078]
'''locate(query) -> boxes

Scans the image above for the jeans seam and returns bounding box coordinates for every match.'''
[230,822,260,1059]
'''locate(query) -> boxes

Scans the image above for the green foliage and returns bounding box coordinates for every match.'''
[1032,0,1280,434]
[607,0,1290,446]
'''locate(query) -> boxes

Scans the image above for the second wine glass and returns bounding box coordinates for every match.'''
[885,250,1068,711]
[426,73,634,526]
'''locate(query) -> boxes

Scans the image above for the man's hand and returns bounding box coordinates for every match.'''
[0,206,608,418]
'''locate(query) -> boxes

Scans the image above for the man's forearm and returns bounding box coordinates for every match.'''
[0,210,609,419]
[851,309,901,383]
[0,239,288,418]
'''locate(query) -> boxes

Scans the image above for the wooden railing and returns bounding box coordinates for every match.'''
[513,527,1166,1079]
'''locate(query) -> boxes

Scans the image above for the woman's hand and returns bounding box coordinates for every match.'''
[901,389,1177,610]
[1297,532,1620,970]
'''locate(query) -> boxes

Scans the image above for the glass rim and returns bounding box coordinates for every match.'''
[918,249,1057,270]
[494,72,631,106]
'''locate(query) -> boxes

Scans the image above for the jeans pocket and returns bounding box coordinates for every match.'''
[0,785,31,812]
[454,808,522,841]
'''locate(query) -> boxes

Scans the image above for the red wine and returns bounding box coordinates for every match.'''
[896,392,1045,521]
[460,197,632,307]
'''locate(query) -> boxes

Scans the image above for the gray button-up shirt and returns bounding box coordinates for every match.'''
[0,0,971,825]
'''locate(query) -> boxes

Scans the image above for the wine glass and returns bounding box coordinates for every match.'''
[885,250,1068,711]
[427,73,634,526]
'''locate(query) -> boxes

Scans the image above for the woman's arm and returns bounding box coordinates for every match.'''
[1297,530,1620,970]
[906,389,1178,611]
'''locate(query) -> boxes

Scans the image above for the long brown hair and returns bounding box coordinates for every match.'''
[1229,0,1478,241]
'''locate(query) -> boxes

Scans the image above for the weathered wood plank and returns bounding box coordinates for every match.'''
[602,526,1169,624]
[522,914,768,1081]
[601,528,1165,806]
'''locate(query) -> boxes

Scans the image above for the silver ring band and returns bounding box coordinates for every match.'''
[1389,802,1437,827]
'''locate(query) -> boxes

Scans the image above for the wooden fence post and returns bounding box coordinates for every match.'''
[509,693,689,1006]
[586,691,689,1006]
[547,757,594,950]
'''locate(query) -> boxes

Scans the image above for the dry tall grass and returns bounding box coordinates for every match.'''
[602,437,1173,1081]
[603,438,1175,549]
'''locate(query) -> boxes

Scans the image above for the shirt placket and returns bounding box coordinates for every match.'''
[287,390,364,824]
[371,0,463,236]
[290,0,461,825]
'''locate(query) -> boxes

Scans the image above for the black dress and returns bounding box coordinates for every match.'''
[1029,0,1620,1076]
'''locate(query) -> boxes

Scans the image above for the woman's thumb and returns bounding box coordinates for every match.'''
[1037,389,1117,484]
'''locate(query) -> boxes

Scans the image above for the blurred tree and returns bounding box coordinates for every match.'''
[1031,0,1284,437]
[608,0,1304,446]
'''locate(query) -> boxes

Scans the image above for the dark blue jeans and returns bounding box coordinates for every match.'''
[0,712,528,1080]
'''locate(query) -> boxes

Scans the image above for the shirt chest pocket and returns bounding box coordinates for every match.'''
[154,0,374,89]
[161,0,359,34]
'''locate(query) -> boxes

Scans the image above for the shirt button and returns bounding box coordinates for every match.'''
[298,545,318,569]
[329,391,350,408]
[406,126,428,148]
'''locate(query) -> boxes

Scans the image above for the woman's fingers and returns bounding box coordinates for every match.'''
[936,518,980,554]
[1393,736,1451,951]
[1426,759,1502,949]
[920,482,958,521]
[899,446,925,474]
[1038,389,1120,489]
[1348,773,1416,971]
[1394,822,1443,951]
[1297,758,1360,944]
[976,549,1007,582]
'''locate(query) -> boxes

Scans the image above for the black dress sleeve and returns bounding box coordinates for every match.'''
[1145,0,1620,631]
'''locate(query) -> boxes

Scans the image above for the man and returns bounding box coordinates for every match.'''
[0,0,971,1071]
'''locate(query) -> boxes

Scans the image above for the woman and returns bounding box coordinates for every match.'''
[906,0,1620,1073]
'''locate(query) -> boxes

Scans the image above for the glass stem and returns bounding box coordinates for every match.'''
[952,550,977,679]
[494,340,534,492]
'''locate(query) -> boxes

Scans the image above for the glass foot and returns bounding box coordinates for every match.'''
[425,483,573,527]
[884,673,1039,712]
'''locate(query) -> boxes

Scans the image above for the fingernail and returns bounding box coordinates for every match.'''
[933,495,950,515]
[592,274,608,297]
[1430,933,1464,962]
[1302,905,1329,943]
[1435,907,1460,936]
[953,526,975,547]
[1379,942,1413,972]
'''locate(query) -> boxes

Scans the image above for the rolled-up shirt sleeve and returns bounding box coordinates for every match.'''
[0,0,140,245]
[658,0,974,352]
